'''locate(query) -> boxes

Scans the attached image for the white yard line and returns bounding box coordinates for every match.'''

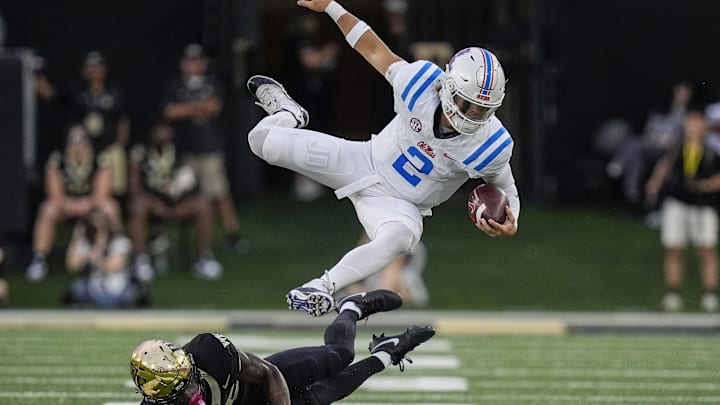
[455,367,720,379]
[469,394,720,403]
[360,376,468,392]
[471,380,720,391]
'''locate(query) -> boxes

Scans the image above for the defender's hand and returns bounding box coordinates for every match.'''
[296,0,333,13]
[476,206,517,238]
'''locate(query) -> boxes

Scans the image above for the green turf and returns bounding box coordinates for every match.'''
[3,193,704,311]
[0,328,719,404]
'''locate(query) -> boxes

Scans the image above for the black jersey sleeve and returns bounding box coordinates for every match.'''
[184,333,242,379]
[183,333,249,404]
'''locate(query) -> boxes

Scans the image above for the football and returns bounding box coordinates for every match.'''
[467,183,509,224]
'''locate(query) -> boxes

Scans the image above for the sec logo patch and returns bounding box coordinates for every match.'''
[410,117,422,132]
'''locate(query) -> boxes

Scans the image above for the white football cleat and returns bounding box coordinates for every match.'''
[287,287,335,317]
[247,75,309,128]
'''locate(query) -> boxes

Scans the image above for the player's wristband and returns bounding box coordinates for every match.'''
[324,1,347,22]
[345,21,370,48]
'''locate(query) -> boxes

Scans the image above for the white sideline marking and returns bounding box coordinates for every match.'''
[176,334,452,352]
[0,392,137,399]
[470,394,720,403]
[458,367,720,379]
[104,400,477,405]
[396,355,459,369]
[361,376,468,392]
[473,380,720,391]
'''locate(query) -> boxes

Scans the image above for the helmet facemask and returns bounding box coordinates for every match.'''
[439,47,506,135]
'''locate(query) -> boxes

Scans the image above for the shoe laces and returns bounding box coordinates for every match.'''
[370,333,413,372]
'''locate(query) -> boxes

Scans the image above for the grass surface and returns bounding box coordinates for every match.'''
[0,327,719,404]
[3,192,699,311]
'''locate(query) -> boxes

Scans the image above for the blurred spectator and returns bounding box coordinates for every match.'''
[36,51,131,202]
[645,109,720,312]
[343,235,429,307]
[371,0,413,130]
[162,43,249,253]
[0,247,7,307]
[62,209,146,308]
[128,122,223,282]
[25,125,122,282]
[607,81,694,206]
[285,13,340,201]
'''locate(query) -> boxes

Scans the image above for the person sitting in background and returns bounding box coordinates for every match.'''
[128,122,223,282]
[645,108,720,312]
[25,125,122,282]
[63,208,146,308]
[36,51,131,202]
[162,43,249,254]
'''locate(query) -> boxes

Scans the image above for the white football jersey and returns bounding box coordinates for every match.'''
[371,60,516,212]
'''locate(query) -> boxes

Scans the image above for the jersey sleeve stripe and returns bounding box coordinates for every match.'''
[462,127,507,165]
[401,61,433,101]
[408,67,443,111]
[473,136,513,171]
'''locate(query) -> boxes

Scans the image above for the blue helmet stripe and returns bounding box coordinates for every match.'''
[408,67,442,111]
[473,136,513,171]
[481,48,494,96]
[462,127,507,165]
[401,62,433,101]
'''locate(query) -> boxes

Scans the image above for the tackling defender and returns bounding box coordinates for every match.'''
[129,290,435,405]
[247,0,521,316]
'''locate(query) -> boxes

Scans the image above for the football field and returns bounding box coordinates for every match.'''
[1,313,719,405]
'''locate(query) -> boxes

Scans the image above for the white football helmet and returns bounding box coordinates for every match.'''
[439,47,506,135]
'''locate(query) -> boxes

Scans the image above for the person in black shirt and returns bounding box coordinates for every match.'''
[25,125,122,282]
[162,44,248,254]
[36,51,131,200]
[646,109,720,312]
[127,122,223,282]
[130,290,434,405]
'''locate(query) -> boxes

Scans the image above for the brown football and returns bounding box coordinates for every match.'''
[467,183,509,224]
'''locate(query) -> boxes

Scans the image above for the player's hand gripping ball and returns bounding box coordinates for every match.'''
[467,183,509,224]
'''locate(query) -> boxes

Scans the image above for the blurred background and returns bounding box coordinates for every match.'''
[1,0,720,311]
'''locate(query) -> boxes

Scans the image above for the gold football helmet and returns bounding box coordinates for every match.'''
[130,339,201,404]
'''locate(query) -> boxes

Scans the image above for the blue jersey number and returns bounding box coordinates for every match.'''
[392,146,434,187]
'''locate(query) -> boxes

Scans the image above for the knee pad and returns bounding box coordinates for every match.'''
[247,126,270,158]
[374,221,417,257]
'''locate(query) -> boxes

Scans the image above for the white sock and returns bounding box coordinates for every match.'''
[372,351,392,368]
[260,110,296,128]
[339,302,362,318]
[302,278,329,292]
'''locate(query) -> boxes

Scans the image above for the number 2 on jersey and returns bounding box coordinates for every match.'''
[392,146,434,186]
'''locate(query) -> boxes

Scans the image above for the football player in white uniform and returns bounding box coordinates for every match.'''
[246,0,520,316]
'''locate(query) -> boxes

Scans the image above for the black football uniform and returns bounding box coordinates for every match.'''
[73,84,127,152]
[140,313,386,405]
[47,149,106,197]
[130,142,198,203]
[161,76,224,155]
[139,333,260,405]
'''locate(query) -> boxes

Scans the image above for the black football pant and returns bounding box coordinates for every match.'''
[264,311,385,405]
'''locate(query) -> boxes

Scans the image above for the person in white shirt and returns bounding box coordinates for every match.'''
[246,0,520,316]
